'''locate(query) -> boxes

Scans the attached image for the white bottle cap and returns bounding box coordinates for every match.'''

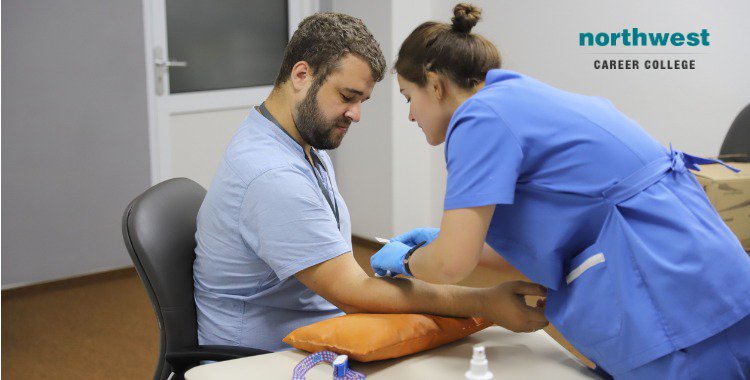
[465,344,493,380]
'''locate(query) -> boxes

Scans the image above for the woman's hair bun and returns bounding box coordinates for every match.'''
[451,3,482,34]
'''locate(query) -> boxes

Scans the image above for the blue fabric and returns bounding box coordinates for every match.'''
[444,69,750,374]
[617,314,750,379]
[193,108,350,351]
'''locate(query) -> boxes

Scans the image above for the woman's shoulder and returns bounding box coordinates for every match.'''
[447,93,521,148]
[453,79,530,123]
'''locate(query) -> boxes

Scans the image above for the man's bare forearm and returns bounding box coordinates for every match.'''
[296,253,546,332]
[338,275,488,318]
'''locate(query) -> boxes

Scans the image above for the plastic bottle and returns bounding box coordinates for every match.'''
[465,344,493,380]
[333,354,348,380]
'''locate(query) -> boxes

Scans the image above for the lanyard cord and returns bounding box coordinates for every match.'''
[309,150,340,230]
[292,351,366,380]
[258,103,340,230]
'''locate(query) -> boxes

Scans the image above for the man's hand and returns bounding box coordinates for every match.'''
[480,281,548,333]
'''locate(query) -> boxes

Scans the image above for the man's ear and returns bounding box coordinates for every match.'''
[290,61,313,92]
[426,71,445,101]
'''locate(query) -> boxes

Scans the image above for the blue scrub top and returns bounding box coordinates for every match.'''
[194,108,349,351]
[445,69,750,375]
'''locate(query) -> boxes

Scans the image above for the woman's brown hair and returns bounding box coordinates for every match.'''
[394,3,501,89]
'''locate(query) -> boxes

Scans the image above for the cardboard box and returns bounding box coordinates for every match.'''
[691,162,750,251]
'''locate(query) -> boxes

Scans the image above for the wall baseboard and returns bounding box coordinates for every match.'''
[2,266,137,299]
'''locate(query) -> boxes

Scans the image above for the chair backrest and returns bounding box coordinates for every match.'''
[720,103,750,162]
[122,178,207,361]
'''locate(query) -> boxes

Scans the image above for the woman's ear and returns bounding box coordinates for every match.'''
[426,71,446,101]
[290,61,312,92]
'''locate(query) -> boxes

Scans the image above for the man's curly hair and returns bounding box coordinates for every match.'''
[274,12,386,87]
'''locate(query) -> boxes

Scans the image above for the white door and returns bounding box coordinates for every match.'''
[143,0,320,187]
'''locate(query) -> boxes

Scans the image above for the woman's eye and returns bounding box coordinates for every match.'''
[405,98,411,104]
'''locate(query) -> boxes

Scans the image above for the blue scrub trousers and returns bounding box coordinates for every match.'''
[617,314,750,379]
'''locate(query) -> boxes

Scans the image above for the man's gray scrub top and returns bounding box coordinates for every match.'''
[193,107,351,351]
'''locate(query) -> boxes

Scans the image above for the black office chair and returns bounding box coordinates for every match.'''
[122,178,268,380]
[720,103,750,162]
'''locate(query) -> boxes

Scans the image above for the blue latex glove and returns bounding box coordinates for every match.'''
[370,241,412,277]
[391,227,439,246]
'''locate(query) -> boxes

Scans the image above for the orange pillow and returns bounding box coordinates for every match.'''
[283,314,492,362]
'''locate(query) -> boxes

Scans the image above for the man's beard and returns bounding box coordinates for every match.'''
[295,82,351,150]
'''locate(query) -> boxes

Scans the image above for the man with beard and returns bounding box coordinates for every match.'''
[193,12,548,352]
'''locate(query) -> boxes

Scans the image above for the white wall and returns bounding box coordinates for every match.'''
[330,1,395,238]
[332,0,445,239]
[333,0,750,239]
[391,1,447,233]
[434,0,750,156]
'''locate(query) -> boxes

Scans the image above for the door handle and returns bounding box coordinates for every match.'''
[154,59,187,68]
[153,46,187,95]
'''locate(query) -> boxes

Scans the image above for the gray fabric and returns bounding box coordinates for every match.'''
[720,103,750,162]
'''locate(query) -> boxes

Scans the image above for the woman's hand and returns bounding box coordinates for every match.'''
[391,227,440,246]
[371,228,439,277]
[480,281,549,333]
[370,241,412,277]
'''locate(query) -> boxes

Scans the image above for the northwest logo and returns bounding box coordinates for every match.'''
[580,28,710,47]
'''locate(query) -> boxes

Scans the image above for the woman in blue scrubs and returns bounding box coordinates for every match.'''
[371,4,750,379]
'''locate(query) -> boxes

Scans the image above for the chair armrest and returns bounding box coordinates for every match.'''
[166,345,269,367]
